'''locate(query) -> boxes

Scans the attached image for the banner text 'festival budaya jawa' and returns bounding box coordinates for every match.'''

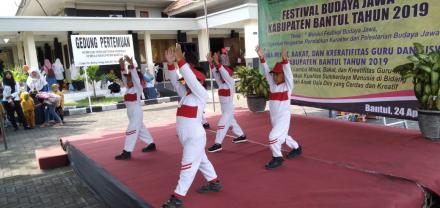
[259,0,440,120]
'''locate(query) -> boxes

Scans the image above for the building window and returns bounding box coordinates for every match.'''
[140,11,149,17]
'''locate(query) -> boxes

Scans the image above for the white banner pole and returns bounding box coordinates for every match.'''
[83,66,93,113]
[203,0,215,112]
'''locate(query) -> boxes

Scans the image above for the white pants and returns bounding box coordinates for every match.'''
[269,112,299,157]
[175,124,218,196]
[123,103,154,152]
[215,103,244,144]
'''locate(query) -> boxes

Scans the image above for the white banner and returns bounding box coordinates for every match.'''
[70,35,134,67]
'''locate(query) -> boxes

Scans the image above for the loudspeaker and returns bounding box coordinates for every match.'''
[230,30,239,38]
[177,30,187,43]
[179,42,198,65]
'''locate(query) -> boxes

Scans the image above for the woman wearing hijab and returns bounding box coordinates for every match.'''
[27,69,48,92]
[26,69,48,124]
[43,59,57,88]
[2,71,29,130]
[52,58,65,91]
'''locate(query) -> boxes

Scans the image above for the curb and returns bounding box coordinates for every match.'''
[63,96,180,116]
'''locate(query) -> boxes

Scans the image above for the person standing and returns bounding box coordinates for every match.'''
[220,48,230,67]
[143,69,157,99]
[256,46,302,170]
[114,55,156,160]
[207,52,246,153]
[52,58,65,91]
[43,59,57,88]
[20,92,35,129]
[162,45,222,208]
[3,71,29,130]
[51,84,64,123]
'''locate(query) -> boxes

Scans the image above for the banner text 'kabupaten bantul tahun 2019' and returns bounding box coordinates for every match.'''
[258,0,440,120]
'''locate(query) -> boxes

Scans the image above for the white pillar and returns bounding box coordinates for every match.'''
[22,32,39,71]
[198,29,209,61]
[16,41,25,66]
[143,32,154,70]
[244,20,259,65]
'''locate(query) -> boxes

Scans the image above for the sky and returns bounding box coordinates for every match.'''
[0,0,20,16]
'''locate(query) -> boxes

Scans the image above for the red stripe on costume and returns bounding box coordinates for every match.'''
[269,91,289,101]
[182,163,192,168]
[177,60,187,68]
[167,64,176,71]
[218,89,231,97]
[173,193,184,198]
[282,59,289,64]
[181,166,192,170]
[269,139,278,144]
[260,58,266,63]
[124,93,137,101]
[209,178,219,183]
[126,132,136,136]
[181,163,192,170]
[126,130,136,134]
[176,105,198,118]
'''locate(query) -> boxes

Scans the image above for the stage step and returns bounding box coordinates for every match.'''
[35,145,69,170]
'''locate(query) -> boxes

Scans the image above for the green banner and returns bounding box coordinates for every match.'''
[259,0,440,119]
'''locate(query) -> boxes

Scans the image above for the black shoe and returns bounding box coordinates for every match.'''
[232,135,247,143]
[207,144,222,153]
[203,122,210,129]
[161,195,183,208]
[197,180,223,193]
[115,150,131,160]
[142,143,156,152]
[24,126,32,130]
[265,157,284,170]
[287,145,302,159]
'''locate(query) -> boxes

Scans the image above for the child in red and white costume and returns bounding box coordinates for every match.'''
[207,52,246,153]
[115,56,156,160]
[162,45,222,208]
[256,46,302,170]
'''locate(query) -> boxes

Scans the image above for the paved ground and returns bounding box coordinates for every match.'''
[0,95,419,208]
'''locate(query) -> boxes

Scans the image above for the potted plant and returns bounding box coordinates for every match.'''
[10,65,28,86]
[393,42,440,140]
[235,65,270,112]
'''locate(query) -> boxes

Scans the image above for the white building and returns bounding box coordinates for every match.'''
[0,0,259,80]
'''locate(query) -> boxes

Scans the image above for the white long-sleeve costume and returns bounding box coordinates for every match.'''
[121,65,154,152]
[261,59,299,157]
[211,64,244,144]
[168,60,218,197]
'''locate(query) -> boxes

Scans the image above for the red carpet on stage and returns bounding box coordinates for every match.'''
[63,108,440,208]
[221,109,440,195]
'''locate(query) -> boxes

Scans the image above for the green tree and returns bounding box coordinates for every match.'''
[80,65,102,97]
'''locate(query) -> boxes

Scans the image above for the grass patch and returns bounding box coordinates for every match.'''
[65,96,122,108]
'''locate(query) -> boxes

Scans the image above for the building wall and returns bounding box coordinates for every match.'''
[135,7,163,18]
